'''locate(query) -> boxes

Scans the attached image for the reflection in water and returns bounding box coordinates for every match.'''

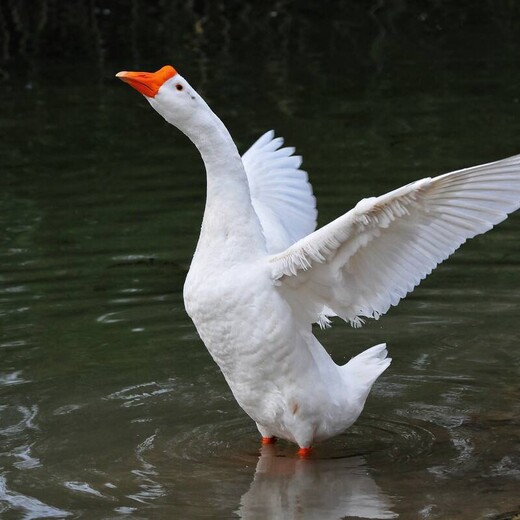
[238,445,397,520]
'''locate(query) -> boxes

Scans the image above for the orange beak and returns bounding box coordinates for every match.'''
[116,65,177,98]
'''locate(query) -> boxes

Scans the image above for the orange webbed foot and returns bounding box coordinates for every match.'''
[297,446,312,457]
[261,436,277,445]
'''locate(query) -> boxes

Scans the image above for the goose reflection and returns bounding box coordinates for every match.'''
[237,445,397,520]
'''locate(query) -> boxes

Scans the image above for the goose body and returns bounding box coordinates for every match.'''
[117,65,520,452]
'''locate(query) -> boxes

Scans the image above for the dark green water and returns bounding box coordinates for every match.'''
[1,19,520,520]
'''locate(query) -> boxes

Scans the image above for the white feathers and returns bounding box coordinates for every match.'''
[269,154,520,327]
[342,343,391,402]
[128,68,520,449]
[242,130,317,253]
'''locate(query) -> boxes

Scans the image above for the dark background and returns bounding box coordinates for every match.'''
[2,0,520,85]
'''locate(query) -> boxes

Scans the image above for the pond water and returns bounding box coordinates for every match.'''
[1,23,520,520]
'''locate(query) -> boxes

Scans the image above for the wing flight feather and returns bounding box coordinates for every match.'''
[269,154,520,327]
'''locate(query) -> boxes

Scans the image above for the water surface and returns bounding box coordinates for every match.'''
[1,20,520,520]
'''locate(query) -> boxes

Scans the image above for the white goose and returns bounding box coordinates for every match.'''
[117,65,520,455]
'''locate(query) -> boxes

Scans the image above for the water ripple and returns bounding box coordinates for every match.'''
[63,481,106,498]
[13,444,41,470]
[0,405,39,436]
[157,412,445,467]
[0,371,28,387]
[127,432,166,504]
[106,381,177,408]
[0,475,71,519]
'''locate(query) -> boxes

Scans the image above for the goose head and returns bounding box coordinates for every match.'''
[116,65,209,134]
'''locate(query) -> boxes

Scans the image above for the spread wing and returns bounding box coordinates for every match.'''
[268,154,520,327]
[242,130,317,253]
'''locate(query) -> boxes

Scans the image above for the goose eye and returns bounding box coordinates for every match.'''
[175,84,184,91]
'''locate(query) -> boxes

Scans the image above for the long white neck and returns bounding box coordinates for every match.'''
[177,102,266,260]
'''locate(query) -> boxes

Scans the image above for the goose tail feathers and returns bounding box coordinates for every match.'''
[341,343,391,403]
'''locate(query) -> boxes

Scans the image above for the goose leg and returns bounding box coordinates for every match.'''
[256,422,276,445]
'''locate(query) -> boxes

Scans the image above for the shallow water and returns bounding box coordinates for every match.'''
[1,19,520,520]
